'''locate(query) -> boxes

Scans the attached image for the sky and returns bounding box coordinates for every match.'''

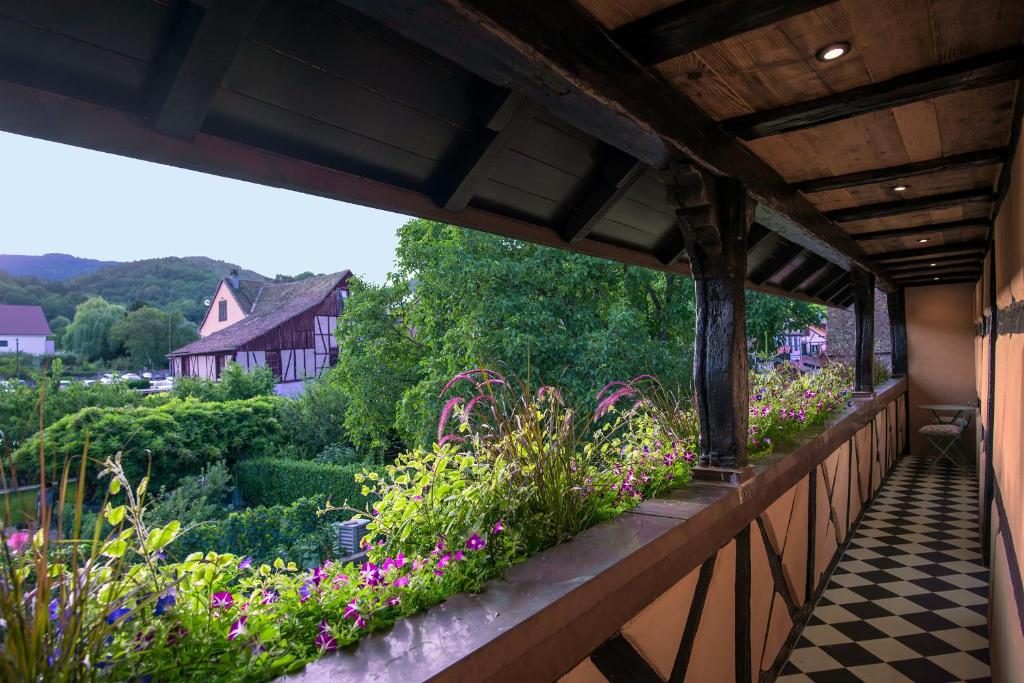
[0,131,407,283]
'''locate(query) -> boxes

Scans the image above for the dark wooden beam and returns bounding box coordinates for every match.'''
[875,240,987,263]
[746,222,773,252]
[725,46,1024,139]
[148,0,264,139]
[338,0,896,291]
[825,188,993,223]
[836,288,855,308]
[435,92,538,211]
[560,151,647,243]
[684,175,751,468]
[886,257,982,272]
[829,282,853,307]
[851,218,991,242]
[992,76,1024,225]
[749,242,803,285]
[893,266,982,280]
[901,276,980,287]
[808,264,845,298]
[887,289,908,376]
[611,0,839,67]
[794,147,1006,194]
[851,269,875,394]
[819,271,852,302]
[781,253,827,292]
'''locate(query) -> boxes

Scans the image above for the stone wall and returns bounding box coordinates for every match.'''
[825,289,892,373]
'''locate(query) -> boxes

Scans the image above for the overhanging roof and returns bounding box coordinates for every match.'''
[0,1,1017,306]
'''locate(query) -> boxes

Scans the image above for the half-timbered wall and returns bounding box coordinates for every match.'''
[560,391,906,683]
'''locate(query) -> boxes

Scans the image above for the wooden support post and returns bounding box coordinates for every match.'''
[852,268,875,395]
[887,288,908,377]
[670,168,752,469]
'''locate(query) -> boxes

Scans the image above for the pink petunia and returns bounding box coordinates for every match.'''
[465,533,486,551]
[228,616,247,641]
[492,520,504,535]
[211,592,233,609]
[5,530,30,553]
[393,576,410,587]
[315,631,337,652]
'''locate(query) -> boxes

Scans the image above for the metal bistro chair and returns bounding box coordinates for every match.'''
[919,411,972,473]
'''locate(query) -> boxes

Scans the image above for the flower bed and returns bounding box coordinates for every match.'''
[0,364,854,681]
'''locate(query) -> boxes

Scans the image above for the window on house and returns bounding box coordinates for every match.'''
[218,300,228,322]
[0,340,7,347]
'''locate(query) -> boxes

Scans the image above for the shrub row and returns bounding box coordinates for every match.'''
[13,397,284,498]
[235,458,377,511]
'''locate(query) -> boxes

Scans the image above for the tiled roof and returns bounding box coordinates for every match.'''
[169,271,350,356]
[0,304,52,336]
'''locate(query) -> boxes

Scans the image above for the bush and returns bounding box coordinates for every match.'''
[124,378,151,390]
[235,458,376,510]
[173,362,276,401]
[275,370,351,459]
[12,397,284,497]
[147,460,233,528]
[170,495,344,567]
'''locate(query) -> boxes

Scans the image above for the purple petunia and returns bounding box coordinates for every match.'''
[154,589,176,616]
[315,630,337,652]
[260,590,279,605]
[211,592,233,610]
[238,556,253,571]
[105,607,132,625]
[492,520,504,534]
[393,575,410,587]
[228,616,247,641]
[387,596,400,607]
[360,562,382,586]
[465,533,486,551]
[343,599,360,621]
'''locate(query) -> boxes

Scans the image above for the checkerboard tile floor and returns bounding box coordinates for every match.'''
[778,454,990,683]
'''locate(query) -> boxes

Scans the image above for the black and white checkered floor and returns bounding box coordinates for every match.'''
[779,454,990,683]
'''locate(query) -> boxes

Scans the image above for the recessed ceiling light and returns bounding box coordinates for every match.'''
[891,184,909,192]
[934,277,940,281]
[816,41,851,62]
[930,263,937,267]
[917,238,929,243]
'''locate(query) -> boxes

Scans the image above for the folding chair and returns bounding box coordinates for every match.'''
[919,422,969,472]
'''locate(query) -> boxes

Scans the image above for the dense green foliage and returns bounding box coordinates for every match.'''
[0,256,265,324]
[12,397,284,496]
[62,297,127,361]
[173,363,277,402]
[235,459,375,509]
[0,252,117,280]
[0,363,144,450]
[111,305,198,368]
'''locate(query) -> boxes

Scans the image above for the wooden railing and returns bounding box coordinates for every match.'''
[287,378,908,683]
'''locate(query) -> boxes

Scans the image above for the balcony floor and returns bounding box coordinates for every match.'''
[779,454,990,682]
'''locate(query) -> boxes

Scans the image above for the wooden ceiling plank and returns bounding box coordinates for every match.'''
[825,188,993,223]
[561,152,647,243]
[611,0,841,67]
[149,0,265,139]
[746,221,773,251]
[875,239,987,262]
[818,272,851,301]
[808,264,845,297]
[901,276,979,287]
[749,242,803,285]
[851,218,991,241]
[780,253,826,291]
[435,92,538,211]
[723,45,1024,139]
[893,265,982,279]
[336,0,896,290]
[794,147,1006,194]
[887,257,982,272]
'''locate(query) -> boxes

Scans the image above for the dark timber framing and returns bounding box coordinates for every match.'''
[148,0,265,139]
[793,147,1007,194]
[888,289,908,377]
[852,269,875,394]
[750,243,803,285]
[782,253,828,292]
[560,152,647,244]
[875,240,988,263]
[825,189,993,223]
[682,173,751,468]
[725,46,1024,139]
[610,0,840,67]
[901,276,979,287]
[433,92,538,211]
[338,0,897,291]
[852,219,992,242]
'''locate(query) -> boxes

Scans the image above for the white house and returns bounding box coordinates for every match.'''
[0,304,54,355]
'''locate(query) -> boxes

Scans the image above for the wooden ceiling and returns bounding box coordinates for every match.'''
[0,0,1019,306]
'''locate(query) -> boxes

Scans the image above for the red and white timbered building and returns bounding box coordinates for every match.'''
[169,270,350,383]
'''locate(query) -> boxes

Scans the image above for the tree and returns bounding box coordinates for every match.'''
[335,219,696,451]
[111,305,198,369]
[745,291,824,357]
[62,297,127,361]
[48,315,71,348]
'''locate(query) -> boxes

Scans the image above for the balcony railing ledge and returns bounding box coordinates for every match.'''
[285,378,908,683]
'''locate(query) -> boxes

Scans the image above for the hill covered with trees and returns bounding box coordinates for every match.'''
[0,253,118,280]
[0,256,266,324]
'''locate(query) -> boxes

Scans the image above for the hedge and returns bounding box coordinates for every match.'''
[235,458,377,510]
[13,397,284,498]
[171,496,345,568]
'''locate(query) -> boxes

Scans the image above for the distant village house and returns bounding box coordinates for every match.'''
[0,304,54,355]
[169,270,350,385]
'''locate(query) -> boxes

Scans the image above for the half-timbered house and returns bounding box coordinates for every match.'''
[168,270,350,383]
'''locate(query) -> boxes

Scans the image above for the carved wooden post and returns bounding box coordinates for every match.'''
[669,167,751,469]
[851,268,875,395]
[887,287,908,377]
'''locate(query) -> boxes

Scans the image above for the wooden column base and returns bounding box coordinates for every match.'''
[852,390,876,399]
[692,465,756,486]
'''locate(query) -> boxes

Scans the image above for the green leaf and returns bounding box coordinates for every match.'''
[108,478,122,495]
[105,505,126,525]
[144,521,181,552]
[102,539,127,558]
